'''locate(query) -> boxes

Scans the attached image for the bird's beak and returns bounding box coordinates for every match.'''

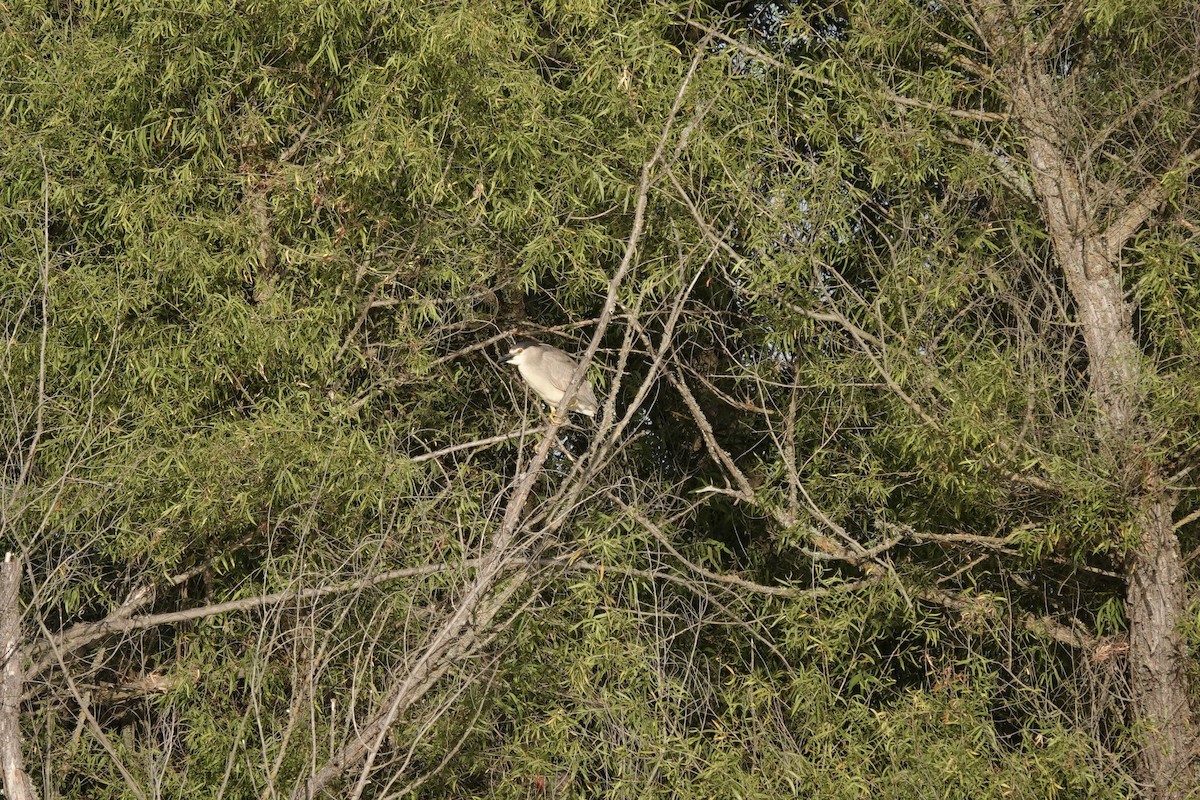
[500,352,515,364]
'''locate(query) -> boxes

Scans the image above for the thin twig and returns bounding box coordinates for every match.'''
[408,427,547,463]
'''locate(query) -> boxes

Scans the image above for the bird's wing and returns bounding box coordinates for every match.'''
[577,380,600,408]
[543,349,586,392]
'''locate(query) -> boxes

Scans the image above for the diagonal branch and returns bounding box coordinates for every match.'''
[27,562,467,679]
[1102,146,1200,259]
[1085,67,1200,162]
[1030,0,1088,60]
[409,426,548,463]
[288,40,712,800]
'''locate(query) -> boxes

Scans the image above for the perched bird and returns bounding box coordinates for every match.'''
[501,339,600,420]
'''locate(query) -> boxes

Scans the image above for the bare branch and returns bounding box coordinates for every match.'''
[609,493,869,599]
[682,17,1004,123]
[885,91,1008,123]
[1085,67,1200,162]
[408,426,548,463]
[30,597,147,800]
[1174,505,1200,534]
[1031,0,1089,60]
[289,40,713,799]
[681,18,829,84]
[28,562,467,678]
[946,133,1037,202]
[1102,147,1200,259]
[918,584,1099,650]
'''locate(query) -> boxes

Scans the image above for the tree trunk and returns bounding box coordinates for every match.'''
[1011,63,1196,800]
[0,553,37,800]
[1127,496,1194,796]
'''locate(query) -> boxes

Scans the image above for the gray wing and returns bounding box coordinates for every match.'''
[545,349,601,413]
[576,379,600,409]
[541,348,586,392]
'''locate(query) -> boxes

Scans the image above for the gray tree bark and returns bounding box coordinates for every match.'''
[1004,39,1195,800]
[963,1,1196,793]
[0,553,37,800]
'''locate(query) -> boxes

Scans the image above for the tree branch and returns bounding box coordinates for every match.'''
[608,493,875,599]
[1085,67,1200,162]
[288,40,711,799]
[278,89,335,164]
[408,426,548,463]
[28,562,464,678]
[1102,146,1200,259]
[1030,0,1088,60]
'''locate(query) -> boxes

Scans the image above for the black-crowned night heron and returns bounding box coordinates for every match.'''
[502,339,600,420]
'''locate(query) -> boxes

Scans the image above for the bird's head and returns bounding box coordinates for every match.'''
[501,339,541,365]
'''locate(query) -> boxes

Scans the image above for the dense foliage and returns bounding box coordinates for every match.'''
[2,0,1198,797]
